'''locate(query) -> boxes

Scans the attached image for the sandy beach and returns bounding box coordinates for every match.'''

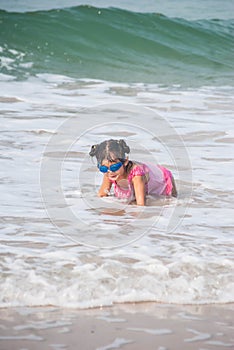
[1,302,233,350]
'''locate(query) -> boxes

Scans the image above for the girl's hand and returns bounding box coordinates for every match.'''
[98,173,112,197]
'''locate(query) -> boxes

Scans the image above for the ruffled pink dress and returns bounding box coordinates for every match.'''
[110,162,173,200]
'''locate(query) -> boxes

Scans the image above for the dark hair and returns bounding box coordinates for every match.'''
[89,139,130,164]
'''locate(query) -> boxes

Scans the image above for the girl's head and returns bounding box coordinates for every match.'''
[89,139,130,164]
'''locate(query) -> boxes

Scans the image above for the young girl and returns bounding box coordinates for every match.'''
[89,139,177,206]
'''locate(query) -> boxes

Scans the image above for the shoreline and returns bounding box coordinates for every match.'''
[0,302,233,350]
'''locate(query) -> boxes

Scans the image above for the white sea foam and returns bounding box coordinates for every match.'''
[0,74,234,308]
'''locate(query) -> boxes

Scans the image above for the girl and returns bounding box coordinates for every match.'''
[89,139,177,206]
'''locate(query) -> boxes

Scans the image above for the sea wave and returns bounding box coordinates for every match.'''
[1,6,233,86]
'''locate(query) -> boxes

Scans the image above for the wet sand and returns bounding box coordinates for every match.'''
[0,302,233,350]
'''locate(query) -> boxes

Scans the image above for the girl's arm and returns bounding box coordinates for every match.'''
[132,175,146,206]
[98,173,112,197]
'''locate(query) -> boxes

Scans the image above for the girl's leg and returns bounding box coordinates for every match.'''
[171,176,177,197]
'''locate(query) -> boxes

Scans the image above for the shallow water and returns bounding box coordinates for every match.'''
[0,75,233,308]
[0,303,233,350]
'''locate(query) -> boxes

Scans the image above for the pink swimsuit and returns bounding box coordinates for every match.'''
[110,162,173,200]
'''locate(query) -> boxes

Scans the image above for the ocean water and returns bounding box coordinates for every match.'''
[0,0,234,309]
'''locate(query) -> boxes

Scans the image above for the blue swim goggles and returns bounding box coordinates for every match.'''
[98,161,123,173]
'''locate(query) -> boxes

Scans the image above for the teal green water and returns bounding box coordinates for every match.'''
[1,6,233,86]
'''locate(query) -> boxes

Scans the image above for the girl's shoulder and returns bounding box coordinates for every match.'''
[128,162,148,181]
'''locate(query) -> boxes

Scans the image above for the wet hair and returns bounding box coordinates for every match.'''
[89,139,131,166]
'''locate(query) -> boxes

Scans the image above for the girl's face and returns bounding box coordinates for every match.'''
[101,159,128,181]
